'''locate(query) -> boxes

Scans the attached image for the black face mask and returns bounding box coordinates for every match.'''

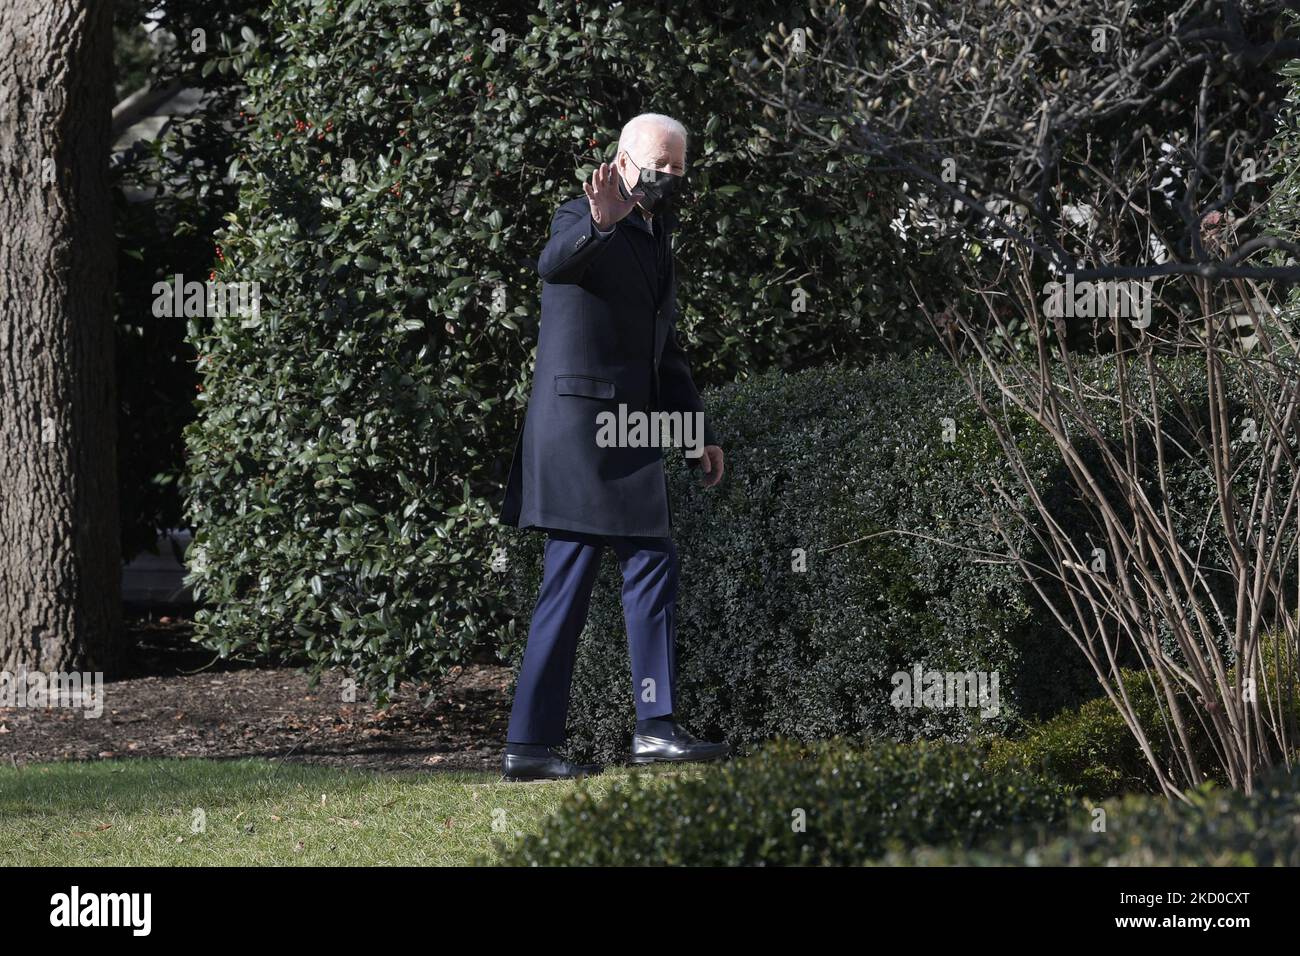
[619,156,684,215]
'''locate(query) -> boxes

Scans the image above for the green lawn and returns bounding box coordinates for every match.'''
[0,758,689,866]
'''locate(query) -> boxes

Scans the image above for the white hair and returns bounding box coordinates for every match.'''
[617,113,688,160]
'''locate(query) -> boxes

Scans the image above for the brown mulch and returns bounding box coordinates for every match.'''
[0,615,513,774]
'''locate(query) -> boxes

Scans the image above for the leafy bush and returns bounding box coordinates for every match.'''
[986,627,1300,799]
[183,0,957,695]
[1263,12,1300,286]
[504,355,1211,761]
[493,738,1069,866]
[881,764,1300,866]
[983,668,1196,799]
[503,351,1258,763]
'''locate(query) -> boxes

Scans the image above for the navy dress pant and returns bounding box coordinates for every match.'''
[507,529,679,746]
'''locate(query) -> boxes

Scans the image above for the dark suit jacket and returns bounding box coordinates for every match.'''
[500,196,716,537]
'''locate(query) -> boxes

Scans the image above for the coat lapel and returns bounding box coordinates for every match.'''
[652,213,676,360]
[619,218,659,303]
[617,211,678,361]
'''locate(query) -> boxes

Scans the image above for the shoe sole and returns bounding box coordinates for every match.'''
[501,771,602,782]
[629,750,729,765]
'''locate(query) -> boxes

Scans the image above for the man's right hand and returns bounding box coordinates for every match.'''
[584,162,643,231]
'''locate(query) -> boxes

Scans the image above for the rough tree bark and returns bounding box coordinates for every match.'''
[0,0,121,673]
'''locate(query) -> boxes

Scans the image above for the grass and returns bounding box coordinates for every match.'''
[0,757,693,866]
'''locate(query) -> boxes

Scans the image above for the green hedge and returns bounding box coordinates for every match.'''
[504,354,1243,762]
[982,669,1178,800]
[986,627,1300,799]
[493,738,1070,866]
[880,764,1300,866]
[183,0,958,695]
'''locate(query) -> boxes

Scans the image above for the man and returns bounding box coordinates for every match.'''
[498,113,729,781]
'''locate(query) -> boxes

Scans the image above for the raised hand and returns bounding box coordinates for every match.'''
[584,162,643,231]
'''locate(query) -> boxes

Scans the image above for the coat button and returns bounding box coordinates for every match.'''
[576,235,588,249]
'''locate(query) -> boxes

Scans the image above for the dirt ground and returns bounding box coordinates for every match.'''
[0,614,513,774]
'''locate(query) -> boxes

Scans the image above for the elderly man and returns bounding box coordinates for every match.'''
[499,113,729,781]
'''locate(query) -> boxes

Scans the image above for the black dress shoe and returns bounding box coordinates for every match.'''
[630,722,730,765]
[501,749,603,782]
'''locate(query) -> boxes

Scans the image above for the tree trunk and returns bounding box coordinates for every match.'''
[0,1,121,673]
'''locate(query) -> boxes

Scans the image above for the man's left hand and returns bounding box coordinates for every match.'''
[698,445,724,487]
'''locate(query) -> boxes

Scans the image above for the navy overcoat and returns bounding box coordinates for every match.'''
[499,196,716,537]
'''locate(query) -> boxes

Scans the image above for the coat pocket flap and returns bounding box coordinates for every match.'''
[554,374,615,399]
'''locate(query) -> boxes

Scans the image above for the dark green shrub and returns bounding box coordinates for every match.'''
[504,357,1125,760]
[986,629,1300,799]
[502,352,1255,762]
[983,668,1194,799]
[880,763,1300,866]
[1263,16,1300,285]
[183,0,957,695]
[493,738,1070,866]
[501,351,1253,764]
